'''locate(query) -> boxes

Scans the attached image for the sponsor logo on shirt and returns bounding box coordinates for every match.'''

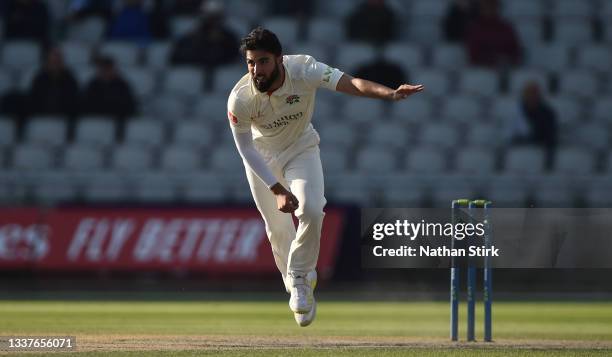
[323,67,333,83]
[286,94,300,105]
[260,111,304,129]
[228,111,238,124]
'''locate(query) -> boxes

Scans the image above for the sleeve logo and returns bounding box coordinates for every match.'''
[227,111,238,124]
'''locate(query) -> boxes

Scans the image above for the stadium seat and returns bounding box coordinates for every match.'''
[171,16,198,38]
[226,0,264,23]
[484,180,529,207]
[431,184,478,208]
[75,116,117,148]
[513,18,544,47]
[123,67,157,100]
[82,174,130,203]
[17,67,38,91]
[0,69,13,95]
[63,145,104,171]
[160,145,202,172]
[134,173,177,203]
[368,122,409,150]
[71,64,96,87]
[262,17,300,44]
[508,69,549,95]
[407,18,442,44]
[441,95,483,123]
[319,148,349,173]
[144,94,187,120]
[558,71,598,99]
[490,96,518,121]
[585,185,612,207]
[383,44,424,73]
[226,16,249,38]
[320,0,357,18]
[504,146,546,174]
[412,0,449,17]
[419,123,460,150]
[532,183,575,207]
[182,174,227,202]
[0,119,16,147]
[458,69,500,98]
[210,146,244,173]
[313,99,336,119]
[468,123,502,148]
[25,116,67,147]
[60,42,92,67]
[173,121,214,149]
[12,144,55,170]
[526,44,571,73]
[503,0,544,19]
[66,17,106,43]
[456,148,497,174]
[554,147,595,175]
[548,96,582,125]
[111,145,154,172]
[292,42,329,63]
[308,18,344,45]
[146,41,172,69]
[593,98,612,124]
[355,147,397,172]
[552,0,593,19]
[576,45,612,73]
[554,19,593,46]
[576,124,609,151]
[389,96,433,122]
[410,70,452,97]
[99,42,140,66]
[318,122,356,149]
[342,96,385,123]
[336,43,376,73]
[192,94,228,120]
[1,41,40,71]
[404,147,447,174]
[163,66,203,98]
[33,175,78,204]
[124,120,165,148]
[432,44,467,71]
[213,65,247,93]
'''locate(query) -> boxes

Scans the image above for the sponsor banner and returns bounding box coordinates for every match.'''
[0,208,345,276]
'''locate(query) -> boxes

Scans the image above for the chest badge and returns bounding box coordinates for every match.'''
[286,94,300,105]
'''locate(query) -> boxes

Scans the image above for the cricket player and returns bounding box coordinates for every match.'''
[227,27,423,327]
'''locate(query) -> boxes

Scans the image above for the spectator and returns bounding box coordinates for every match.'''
[354,54,407,90]
[107,0,151,46]
[3,0,50,46]
[170,1,238,67]
[269,1,313,41]
[510,81,558,170]
[148,0,170,39]
[66,0,114,22]
[171,0,202,16]
[81,56,136,137]
[442,0,479,43]
[345,0,397,45]
[28,48,79,121]
[465,0,521,67]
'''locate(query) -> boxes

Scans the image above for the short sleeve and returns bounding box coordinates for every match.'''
[303,55,344,91]
[227,93,251,133]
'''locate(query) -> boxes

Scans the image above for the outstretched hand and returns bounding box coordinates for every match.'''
[391,84,424,101]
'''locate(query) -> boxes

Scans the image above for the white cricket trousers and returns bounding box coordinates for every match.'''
[244,128,326,280]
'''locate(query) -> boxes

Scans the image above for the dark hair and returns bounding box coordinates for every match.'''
[239,27,282,57]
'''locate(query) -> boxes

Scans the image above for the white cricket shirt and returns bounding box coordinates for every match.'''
[227,55,344,154]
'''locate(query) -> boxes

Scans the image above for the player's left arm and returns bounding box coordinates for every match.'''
[335,74,424,101]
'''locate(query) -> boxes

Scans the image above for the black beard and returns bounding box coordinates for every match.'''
[254,63,280,92]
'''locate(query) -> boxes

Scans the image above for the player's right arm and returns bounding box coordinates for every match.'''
[228,97,299,213]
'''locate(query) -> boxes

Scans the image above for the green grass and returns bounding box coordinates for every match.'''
[1,300,611,356]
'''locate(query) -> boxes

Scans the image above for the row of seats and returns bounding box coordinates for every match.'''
[1,170,611,207]
[3,140,611,176]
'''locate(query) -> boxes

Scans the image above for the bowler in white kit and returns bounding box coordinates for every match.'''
[228,27,424,326]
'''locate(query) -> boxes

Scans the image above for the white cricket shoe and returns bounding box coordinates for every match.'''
[294,297,316,327]
[288,270,317,314]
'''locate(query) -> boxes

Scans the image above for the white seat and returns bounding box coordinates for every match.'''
[552,0,593,19]
[63,145,104,171]
[554,147,595,175]
[60,42,92,67]
[318,122,356,149]
[532,184,575,208]
[99,42,140,66]
[144,94,187,120]
[123,67,156,99]
[214,65,247,93]
[410,70,451,97]
[404,147,446,173]
[66,17,106,43]
[412,0,449,17]
[33,176,78,204]
[490,96,518,120]
[456,148,496,174]
[320,148,349,173]
[163,67,203,97]
[124,120,165,148]
[513,18,544,47]
[555,19,593,46]
[526,44,571,73]
[173,121,214,148]
[432,184,478,208]
[508,69,549,95]
[75,116,116,148]
[0,119,16,147]
[343,97,385,123]
[383,44,424,73]
[111,145,153,172]
[504,146,546,174]
[368,122,408,150]
[389,96,433,122]
[484,180,529,207]
[160,145,201,172]
[192,95,228,120]
[336,43,376,72]
[263,17,300,44]
[183,173,227,202]
[225,16,249,39]
[321,0,358,18]
[503,0,544,19]
[468,124,501,148]
[419,123,459,150]
[171,16,198,38]
[407,18,442,44]
[576,45,612,73]
[13,144,55,170]
[25,116,67,147]
[308,18,344,45]
[548,96,581,125]
[293,42,330,63]
[441,95,483,123]
[585,185,612,207]
[558,71,598,99]
[355,147,397,172]
[576,124,609,151]
[83,174,130,202]
[593,98,612,124]
[1,41,40,71]
[432,44,467,70]
[134,173,177,203]
[146,41,171,69]
[458,69,499,98]
[210,147,244,173]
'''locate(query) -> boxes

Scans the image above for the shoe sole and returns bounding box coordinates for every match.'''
[295,298,316,327]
